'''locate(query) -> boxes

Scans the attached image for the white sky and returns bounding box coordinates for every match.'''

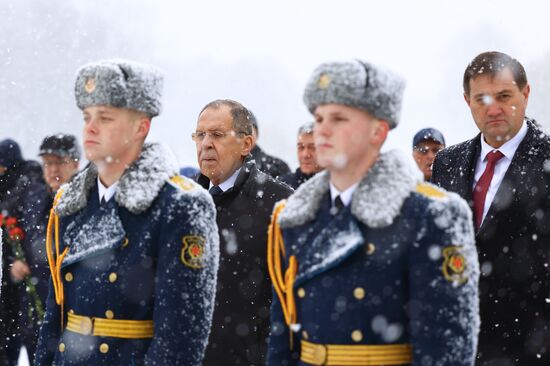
[1,0,550,170]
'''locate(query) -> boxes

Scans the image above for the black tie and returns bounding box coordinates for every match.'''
[100,196,107,206]
[209,186,224,196]
[334,195,344,213]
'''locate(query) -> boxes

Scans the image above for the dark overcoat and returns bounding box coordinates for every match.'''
[198,159,292,366]
[432,119,550,365]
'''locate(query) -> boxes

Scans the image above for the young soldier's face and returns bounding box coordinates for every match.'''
[194,106,253,186]
[82,106,147,165]
[41,154,79,192]
[313,104,384,171]
[465,67,529,148]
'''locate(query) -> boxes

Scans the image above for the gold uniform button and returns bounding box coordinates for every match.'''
[366,243,376,255]
[297,288,306,298]
[69,309,75,314]
[65,272,73,282]
[108,273,118,283]
[105,310,114,319]
[301,330,309,340]
[99,343,109,354]
[354,287,365,300]
[351,329,363,342]
[122,237,129,248]
[59,343,66,352]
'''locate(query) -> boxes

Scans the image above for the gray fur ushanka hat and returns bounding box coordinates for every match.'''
[75,59,163,117]
[303,60,405,128]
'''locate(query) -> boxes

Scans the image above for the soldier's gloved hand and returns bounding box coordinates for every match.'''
[10,259,31,283]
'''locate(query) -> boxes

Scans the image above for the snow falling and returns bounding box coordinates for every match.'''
[3,1,550,366]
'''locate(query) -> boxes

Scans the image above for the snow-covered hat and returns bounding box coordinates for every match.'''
[75,59,163,117]
[303,60,405,129]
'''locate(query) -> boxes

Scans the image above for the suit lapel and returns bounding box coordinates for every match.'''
[477,122,536,234]
[455,136,480,202]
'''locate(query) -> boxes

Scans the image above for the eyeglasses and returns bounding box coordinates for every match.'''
[191,130,247,142]
[414,146,443,155]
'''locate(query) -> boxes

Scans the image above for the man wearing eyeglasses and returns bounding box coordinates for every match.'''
[194,99,293,366]
[412,127,445,181]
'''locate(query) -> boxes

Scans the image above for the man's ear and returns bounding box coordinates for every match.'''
[372,120,390,146]
[463,92,471,106]
[241,135,254,157]
[136,117,151,141]
[521,83,531,105]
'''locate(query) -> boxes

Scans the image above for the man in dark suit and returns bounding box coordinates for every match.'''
[194,99,292,365]
[432,51,550,366]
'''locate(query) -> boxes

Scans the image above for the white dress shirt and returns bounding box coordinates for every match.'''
[329,181,359,207]
[209,168,241,193]
[98,177,119,204]
[472,120,528,224]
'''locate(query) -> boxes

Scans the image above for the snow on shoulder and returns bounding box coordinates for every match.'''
[278,150,421,229]
[56,143,179,216]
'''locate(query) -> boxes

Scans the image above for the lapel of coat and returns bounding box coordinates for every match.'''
[61,184,127,268]
[291,196,365,286]
[477,120,540,234]
[452,136,480,202]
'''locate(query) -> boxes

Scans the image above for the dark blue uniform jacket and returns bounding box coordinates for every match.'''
[268,151,480,366]
[35,143,219,366]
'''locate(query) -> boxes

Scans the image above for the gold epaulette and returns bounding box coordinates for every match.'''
[169,175,196,192]
[415,182,447,199]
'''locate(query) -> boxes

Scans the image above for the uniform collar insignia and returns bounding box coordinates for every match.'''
[55,143,178,216]
[278,150,421,229]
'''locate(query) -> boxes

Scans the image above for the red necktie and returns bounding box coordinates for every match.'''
[473,150,504,229]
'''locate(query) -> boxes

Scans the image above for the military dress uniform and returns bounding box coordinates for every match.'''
[267,151,480,366]
[34,143,219,365]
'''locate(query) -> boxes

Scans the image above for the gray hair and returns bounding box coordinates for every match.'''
[199,99,253,135]
[298,121,315,136]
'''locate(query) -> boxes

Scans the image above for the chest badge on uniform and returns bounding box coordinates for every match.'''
[442,246,467,284]
[181,235,205,269]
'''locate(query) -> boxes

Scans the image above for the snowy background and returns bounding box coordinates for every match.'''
[1,0,550,172]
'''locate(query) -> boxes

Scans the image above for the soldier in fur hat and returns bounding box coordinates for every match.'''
[267,60,480,366]
[34,59,219,366]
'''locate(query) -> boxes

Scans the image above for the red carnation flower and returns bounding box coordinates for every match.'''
[5,216,18,228]
[8,227,25,241]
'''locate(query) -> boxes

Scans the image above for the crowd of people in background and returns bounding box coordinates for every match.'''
[0,50,549,366]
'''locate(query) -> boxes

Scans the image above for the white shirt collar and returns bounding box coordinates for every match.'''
[97,177,119,204]
[209,167,241,192]
[329,181,359,207]
[480,119,528,162]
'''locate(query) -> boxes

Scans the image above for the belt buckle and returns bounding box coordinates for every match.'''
[313,344,328,365]
[79,316,94,335]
